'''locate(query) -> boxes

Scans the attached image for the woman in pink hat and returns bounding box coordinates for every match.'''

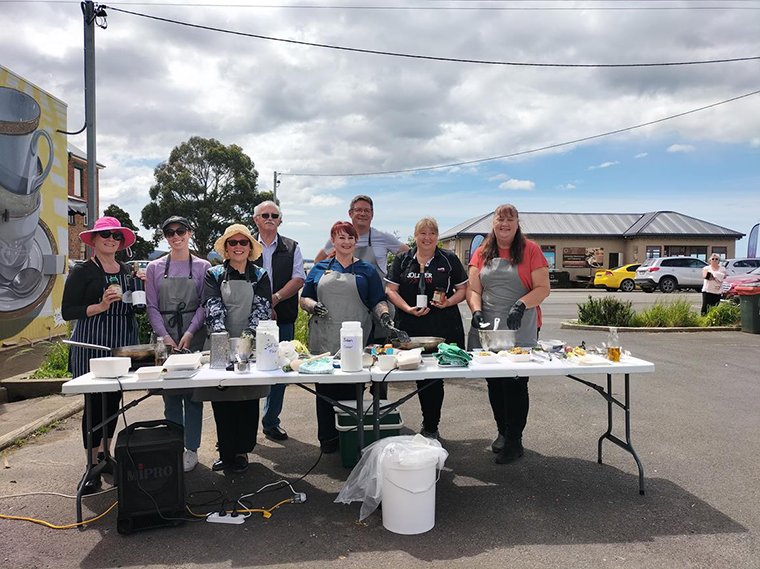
[62,216,138,494]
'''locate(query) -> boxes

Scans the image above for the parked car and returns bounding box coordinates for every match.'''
[720,266,760,298]
[634,256,707,293]
[593,263,640,292]
[720,258,760,276]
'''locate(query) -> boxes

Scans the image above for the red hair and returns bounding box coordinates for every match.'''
[330,221,358,240]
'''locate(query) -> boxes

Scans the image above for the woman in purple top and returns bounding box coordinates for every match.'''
[146,216,211,473]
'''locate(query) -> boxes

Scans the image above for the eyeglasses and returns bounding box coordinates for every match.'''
[226,239,251,247]
[164,227,188,237]
[258,212,280,219]
[710,257,720,261]
[350,208,372,214]
[97,230,124,241]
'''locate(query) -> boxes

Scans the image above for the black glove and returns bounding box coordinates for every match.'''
[471,310,486,329]
[242,327,256,339]
[379,312,393,329]
[314,302,328,317]
[506,300,526,330]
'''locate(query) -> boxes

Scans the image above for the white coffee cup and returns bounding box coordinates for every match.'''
[0,87,53,196]
[377,354,397,371]
[416,294,428,309]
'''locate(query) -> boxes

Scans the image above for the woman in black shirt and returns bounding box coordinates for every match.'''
[385,217,468,438]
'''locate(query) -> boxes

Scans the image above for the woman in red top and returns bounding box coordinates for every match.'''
[466,204,550,464]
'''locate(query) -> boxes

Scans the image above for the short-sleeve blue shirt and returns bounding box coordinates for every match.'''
[302,258,386,310]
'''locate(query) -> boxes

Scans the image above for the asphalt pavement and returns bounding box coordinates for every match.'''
[1,291,759,569]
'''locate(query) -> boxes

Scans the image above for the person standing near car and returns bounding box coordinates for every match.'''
[252,201,306,442]
[701,254,727,315]
[466,204,550,465]
[146,216,210,472]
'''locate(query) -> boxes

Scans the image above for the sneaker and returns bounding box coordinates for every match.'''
[491,433,506,454]
[232,454,249,473]
[183,450,198,472]
[420,427,439,440]
[263,426,289,441]
[211,458,231,472]
[495,439,524,464]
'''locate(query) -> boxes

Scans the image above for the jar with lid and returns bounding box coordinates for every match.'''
[155,336,168,366]
[340,321,363,372]
[606,327,621,362]
[255,320,280,371]
[107,275,122,300]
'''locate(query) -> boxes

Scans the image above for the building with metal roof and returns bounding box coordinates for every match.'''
[439,210,744,283]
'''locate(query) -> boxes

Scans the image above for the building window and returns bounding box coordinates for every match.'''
[646,246,661,259]
[73,166,84,197]
[711,247,727,260]
[664,245,707,259]
[541,245,556,269]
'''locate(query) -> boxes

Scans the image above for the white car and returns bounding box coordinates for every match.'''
[721,258,760,276]
[634,256,708,293]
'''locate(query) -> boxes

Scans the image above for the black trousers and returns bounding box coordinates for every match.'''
[315,383,362,444]
[211,399,260,462]
[486,376,529,441]
[82,392,121,448]
[701,291,721,315]
[417,379,444,432]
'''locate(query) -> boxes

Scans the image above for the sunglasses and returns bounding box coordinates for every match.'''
[259,212,280,220]
[710,257,720,261]
[164,227,188,237]
[97,230,124,241]
[226,239,251,247]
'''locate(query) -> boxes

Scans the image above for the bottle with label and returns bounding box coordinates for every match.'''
[340,321,363,372]
[255,320,280,371]
[130,263,146,312]
[155,336,168,366]
[607,327,621,362]
[107,275,123,301]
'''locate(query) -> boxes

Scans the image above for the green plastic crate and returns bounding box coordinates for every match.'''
[334,400,403,468]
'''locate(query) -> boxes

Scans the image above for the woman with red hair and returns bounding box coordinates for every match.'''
[300,221,391,454]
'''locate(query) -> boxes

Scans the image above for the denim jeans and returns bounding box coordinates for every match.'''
[163,393,203,451]
[262,322,294,430]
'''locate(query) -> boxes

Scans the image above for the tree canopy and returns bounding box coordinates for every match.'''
[141,136,272,256]
[103,204,154,263]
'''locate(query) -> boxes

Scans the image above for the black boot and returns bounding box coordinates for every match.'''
[495,438,524,464]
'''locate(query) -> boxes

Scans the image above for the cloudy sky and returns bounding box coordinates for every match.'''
[3,0,759,257]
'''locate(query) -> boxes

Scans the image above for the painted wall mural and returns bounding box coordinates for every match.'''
[0,66,68,344]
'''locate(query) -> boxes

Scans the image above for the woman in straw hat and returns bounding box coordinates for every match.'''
[62,216,138,494]
[196,223,272,474]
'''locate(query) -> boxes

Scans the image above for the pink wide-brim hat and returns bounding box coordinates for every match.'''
[79,216,136,251]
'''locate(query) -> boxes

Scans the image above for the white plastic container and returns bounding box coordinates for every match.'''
[382,451,438,534]
[340,321,363,372]
[255,320,280,371]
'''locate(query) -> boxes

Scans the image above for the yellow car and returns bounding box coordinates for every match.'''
[593,263,640,292]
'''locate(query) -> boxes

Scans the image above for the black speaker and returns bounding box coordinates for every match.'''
[115,420,185,534]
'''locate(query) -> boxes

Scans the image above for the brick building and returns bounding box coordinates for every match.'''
[67,143,103,262]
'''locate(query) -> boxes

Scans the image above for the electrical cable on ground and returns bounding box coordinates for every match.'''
[0,502,118,529]
[102,5,760,68]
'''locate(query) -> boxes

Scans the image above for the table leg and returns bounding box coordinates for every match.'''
[355,383,365,458]
[75,393,95,527]
[373,382,381,440]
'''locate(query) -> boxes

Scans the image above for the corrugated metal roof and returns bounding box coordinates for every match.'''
[440,210,744,240]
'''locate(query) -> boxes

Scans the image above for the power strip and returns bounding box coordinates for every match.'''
[206,512,246,525]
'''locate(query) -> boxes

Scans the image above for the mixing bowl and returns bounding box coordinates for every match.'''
[478,329,516,352]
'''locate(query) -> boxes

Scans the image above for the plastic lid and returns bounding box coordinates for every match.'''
[341,321,362,329]
[257,320,278,327]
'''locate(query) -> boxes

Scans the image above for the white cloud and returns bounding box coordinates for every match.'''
[749,138,760,148]
[488,174,510,182]
[667,144,696,153]
[588,161,620,170]
[634,152,648,159]
[556,183,576,191]
[499,178,535,191]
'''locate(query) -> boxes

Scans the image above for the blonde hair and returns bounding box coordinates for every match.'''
[414,217,439,236]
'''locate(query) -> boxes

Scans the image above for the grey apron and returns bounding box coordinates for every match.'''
[468,258,538,350]
[158,255,207,352]
[195,269,270,402]
[308,258,374,355]
[356,229,393,339]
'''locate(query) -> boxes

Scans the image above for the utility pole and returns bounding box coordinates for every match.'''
[83,1,98,230]
[273,171,280,203]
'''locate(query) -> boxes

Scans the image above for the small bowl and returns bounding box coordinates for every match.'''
[90,357,131,378]
[538,339,565,353]
[376,354,397,372]
[478,329,516,352]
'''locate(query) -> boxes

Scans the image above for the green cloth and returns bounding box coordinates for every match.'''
[434,343,472,367]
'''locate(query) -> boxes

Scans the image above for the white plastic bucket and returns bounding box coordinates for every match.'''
[382,456,438,534]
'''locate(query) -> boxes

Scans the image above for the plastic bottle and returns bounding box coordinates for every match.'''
[255,320,280,371]
[340,321,363,372]
[607,327,621,362]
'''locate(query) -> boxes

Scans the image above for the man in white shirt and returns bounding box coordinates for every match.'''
[253,200,306,441]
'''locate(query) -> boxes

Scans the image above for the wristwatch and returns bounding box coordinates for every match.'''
[273,292,281,302]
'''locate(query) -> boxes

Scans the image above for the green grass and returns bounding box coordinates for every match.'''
[577,296,740,328]
[28,341,72,379]
[576,295,636,327]
[295,308,309,345]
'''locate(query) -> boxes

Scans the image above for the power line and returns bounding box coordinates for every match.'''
[104,5,760,67]
[283,88,760,177]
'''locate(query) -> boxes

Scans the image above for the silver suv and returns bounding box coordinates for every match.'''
[634,256,708,293]
[721,258,760,276]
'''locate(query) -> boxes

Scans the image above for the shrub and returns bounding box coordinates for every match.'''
[577,295,636,327]
[295,308,309,346]
[701,301,741,327]
[634,299,701,327]
[28,341,72,379]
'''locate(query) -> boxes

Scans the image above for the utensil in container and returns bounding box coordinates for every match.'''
[478,329,516,352]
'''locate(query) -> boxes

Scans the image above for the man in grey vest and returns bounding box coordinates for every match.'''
[254,200,306,441]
